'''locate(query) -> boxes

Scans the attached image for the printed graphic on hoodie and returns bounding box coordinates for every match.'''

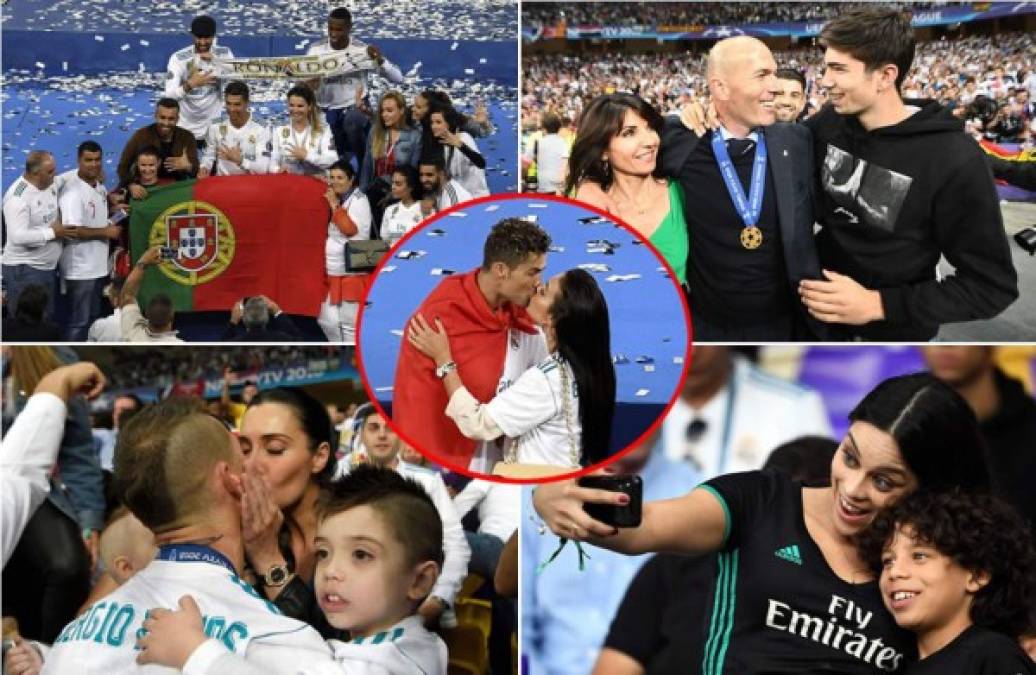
[821,145,913,234]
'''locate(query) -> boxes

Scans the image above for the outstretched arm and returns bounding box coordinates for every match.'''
[532,479,727,556]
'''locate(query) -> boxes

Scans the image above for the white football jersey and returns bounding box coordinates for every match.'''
[468,328,548,473]
[487,355,581,468]
[1,176,62,269]
[165,44,234,139]
[200,117,272,176]
[179,615,446,675]
[270,123,338,176]
[42,548,335,674]
[57,170,110,280]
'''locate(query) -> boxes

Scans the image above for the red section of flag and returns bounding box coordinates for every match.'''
[979,140,1020,160]
[192,174,328,316]
[392,268,539,466]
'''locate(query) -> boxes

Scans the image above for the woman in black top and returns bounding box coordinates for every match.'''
[534,373,992,674]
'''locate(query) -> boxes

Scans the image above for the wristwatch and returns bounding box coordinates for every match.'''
[435,361,457,379]
[257,562,292,587]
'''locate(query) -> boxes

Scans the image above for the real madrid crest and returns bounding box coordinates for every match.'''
[148,200,236,285]
[282,128,290,139]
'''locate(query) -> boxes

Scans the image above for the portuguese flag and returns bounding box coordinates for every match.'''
[128,174,329,316]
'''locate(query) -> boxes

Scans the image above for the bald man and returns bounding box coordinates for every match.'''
[662,37,824,341]
[2,150,71,322]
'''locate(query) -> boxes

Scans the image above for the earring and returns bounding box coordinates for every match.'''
[601,157,610,178]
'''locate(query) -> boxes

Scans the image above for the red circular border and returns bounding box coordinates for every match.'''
[354,191,695,484]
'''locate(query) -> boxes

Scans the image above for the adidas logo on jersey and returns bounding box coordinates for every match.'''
[775,545,802,565]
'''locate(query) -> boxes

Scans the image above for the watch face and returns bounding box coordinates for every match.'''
[268,566,287,583]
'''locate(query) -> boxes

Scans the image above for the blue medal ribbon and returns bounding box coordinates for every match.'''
[157,544,236,574]
[710,130,767,234]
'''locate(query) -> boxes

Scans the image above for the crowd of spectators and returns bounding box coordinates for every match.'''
[96,345,348,390]
[523,1,964,28]
[523,32,1035,144]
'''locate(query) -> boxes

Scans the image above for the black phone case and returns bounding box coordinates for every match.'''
[578,474,643,528]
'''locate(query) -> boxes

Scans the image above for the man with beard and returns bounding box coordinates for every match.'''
[418,156,473,212]
[663,36,824,340]
[57,141,122,340]
[774,69,808,123]
[393,218,549,472]
[198,81,271,177]
[345,405,470,625]
[164,15,234,149]
[116,99,198,187]
[306,7,403,166]
[799,8,1017,340]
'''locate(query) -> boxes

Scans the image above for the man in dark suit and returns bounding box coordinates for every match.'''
[662,37,823,341]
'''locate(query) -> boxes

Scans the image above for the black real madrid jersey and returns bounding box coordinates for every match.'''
[698,470,916,674]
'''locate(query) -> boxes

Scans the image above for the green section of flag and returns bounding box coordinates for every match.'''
[128,181,196,309]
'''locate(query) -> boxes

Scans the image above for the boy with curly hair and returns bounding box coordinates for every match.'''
[858,490,1036,672]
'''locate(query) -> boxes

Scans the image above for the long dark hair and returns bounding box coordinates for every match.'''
[418,98,462,165]
[247,387,338,486]
[552,269,615,466]
[849,372,990,493]
[564,92,666,196]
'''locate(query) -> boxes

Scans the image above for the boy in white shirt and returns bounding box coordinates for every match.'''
[137,465,448,675]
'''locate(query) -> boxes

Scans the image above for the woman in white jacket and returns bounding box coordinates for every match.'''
[270,85,338,176]
[318,159,371,344]
[428,105,489,199]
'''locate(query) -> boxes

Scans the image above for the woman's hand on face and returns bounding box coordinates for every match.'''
[437,129,462,148]
[532,474,627,541]
[135,595,207,668]
[324,186,340,209]
[241,469,284,567]
[407,312,452,365]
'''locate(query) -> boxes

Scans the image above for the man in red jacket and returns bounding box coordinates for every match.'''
[393,218,551,472]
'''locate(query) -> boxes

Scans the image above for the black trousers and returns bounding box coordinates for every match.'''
[2,500,91,642]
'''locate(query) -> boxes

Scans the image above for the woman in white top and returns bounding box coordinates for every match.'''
[380,166,424,247]
[408,269,616,472]
[318,159,371,344]
[428,105,490,198]
[270,84,338,176]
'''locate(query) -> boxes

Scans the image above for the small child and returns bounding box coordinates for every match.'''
[858,490,1036,673]
[4,507,158,675]
[100,506,159,584]
[137,465,448,674]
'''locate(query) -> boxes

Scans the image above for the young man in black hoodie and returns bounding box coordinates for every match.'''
[798,8,1019,341]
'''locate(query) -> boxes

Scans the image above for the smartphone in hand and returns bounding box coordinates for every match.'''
[578,474,643,528]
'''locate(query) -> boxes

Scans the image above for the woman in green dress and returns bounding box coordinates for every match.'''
[565,93,688,285]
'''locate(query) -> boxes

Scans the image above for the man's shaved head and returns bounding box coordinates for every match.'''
[706,37,779,133]
[707,36,771,82]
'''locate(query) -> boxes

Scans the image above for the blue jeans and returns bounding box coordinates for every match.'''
[464,531,505,580]
[324,106,370,172]
[64,277,106,341]
[2,264,57,321]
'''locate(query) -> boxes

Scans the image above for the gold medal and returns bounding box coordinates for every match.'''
[741,226,763,250]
